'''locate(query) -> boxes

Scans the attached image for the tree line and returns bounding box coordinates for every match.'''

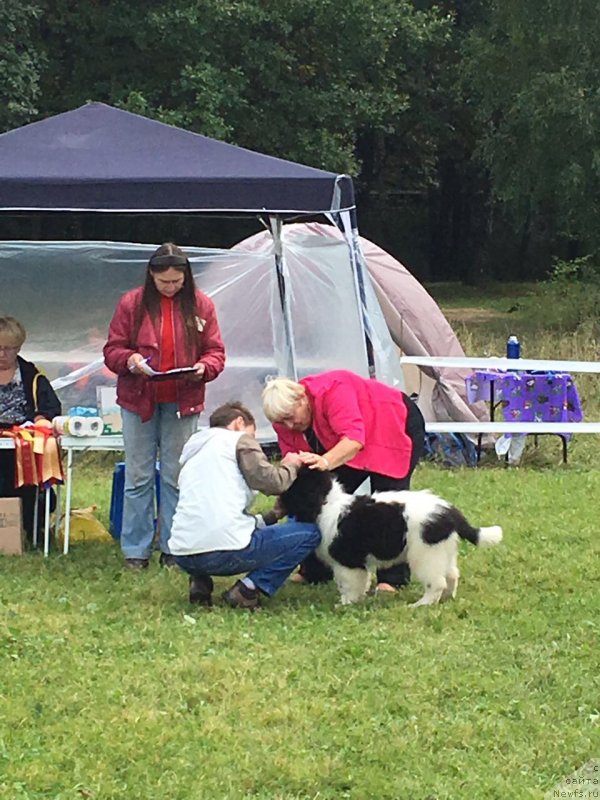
[3,0,599,282]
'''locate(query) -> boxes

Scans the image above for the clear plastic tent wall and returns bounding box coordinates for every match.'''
[1,239,404,440]
[233,228,405,390]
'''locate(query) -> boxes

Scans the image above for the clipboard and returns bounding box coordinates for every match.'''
[147,366,198,381]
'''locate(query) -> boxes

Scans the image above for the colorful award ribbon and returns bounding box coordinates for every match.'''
[0,423,65,489]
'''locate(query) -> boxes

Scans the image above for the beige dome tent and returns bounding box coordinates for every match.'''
[233,222,489,426]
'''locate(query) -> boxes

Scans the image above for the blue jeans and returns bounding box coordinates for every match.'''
[121,404,199,559]
[174,520,321,596]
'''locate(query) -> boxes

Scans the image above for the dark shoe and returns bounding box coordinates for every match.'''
[376,562,411,588]
[159,552,178,568]
[189,575,214,606]
[222,580,261,611]
[124,558,149,570]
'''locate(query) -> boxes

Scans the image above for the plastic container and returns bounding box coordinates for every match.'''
[67,406,98,417]
[506,335,521,359]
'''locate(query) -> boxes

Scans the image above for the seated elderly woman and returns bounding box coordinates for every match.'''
[262,369,426,593]
[0,316,61,544]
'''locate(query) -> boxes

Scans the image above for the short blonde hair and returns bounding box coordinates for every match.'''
[0,316,26,347]
[262,377,305,422]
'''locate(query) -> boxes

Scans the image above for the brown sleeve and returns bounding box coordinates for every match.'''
[236,434,299,495]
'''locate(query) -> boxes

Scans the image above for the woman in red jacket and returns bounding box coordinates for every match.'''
[104,243,225,570]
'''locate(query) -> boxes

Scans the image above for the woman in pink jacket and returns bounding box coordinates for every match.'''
[262,369,425,592]
[104,242,225,570]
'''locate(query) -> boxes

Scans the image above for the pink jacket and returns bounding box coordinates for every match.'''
[103,287,225,422]
[274,370,414,479]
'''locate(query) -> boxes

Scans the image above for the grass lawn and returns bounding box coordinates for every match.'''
[1,281,599,799]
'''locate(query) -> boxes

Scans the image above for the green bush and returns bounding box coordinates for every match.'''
[523,257,600,332]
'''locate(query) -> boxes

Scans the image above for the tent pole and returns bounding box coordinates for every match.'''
[331,208,377,378]
[269,215,298,379]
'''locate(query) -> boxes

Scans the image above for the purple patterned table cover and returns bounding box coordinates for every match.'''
[465,371,583,435]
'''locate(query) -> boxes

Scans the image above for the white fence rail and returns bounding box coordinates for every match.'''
[400,355,600,374]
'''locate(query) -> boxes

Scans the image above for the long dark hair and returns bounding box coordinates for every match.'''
[133,242,199,352]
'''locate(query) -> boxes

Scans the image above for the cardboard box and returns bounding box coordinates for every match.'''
[0,497,24,555]
[96,386,123,434]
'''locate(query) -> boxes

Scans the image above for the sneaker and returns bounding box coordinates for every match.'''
[159,552,178,568]
[189,575,214,606]
[124,558,149,570]
[222,580,261,611]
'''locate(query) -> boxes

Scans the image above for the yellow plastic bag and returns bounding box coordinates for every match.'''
[57,505,113,545]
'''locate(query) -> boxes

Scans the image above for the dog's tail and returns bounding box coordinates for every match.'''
[450,507,503,547]
[474,525,503,547]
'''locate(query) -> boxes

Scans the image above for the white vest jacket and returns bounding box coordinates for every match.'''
[168,427,257,556]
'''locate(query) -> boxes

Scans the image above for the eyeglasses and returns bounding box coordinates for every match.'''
[0,345,19,354]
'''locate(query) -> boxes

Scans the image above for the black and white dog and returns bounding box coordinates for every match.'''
[281,468,503,607]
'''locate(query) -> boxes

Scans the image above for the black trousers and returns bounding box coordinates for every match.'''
[299,395,426,587]
[0,450,53,547]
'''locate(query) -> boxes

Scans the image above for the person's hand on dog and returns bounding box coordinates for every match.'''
[298,451,330,471]
[281,452,304,468]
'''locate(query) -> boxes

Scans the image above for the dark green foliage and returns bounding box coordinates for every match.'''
[461,0,600,260]
[0,1,44,131]
[4,1,600,280]
[31,0,451,176]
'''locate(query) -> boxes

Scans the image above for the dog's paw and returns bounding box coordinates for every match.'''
[409,597,441,608]
[337,595,360,606]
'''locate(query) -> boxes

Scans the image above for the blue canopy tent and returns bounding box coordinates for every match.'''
[0,102,355,214]
[0,104,406,425]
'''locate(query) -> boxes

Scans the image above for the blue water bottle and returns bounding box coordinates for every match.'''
[506,335,520,359]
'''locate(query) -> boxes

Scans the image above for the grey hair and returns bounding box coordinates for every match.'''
[262,377,305,422]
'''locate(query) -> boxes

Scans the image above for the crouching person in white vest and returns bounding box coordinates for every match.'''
[168,401,321,610]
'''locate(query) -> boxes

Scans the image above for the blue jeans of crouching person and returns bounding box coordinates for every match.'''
[174,520,321,596]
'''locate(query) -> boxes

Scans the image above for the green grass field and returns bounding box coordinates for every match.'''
[1,281,599,799]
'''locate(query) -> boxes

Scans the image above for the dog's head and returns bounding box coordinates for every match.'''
[280,466,334,523]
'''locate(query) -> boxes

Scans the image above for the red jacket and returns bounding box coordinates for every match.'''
[273,370,414,479]
[103,287,225,422]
